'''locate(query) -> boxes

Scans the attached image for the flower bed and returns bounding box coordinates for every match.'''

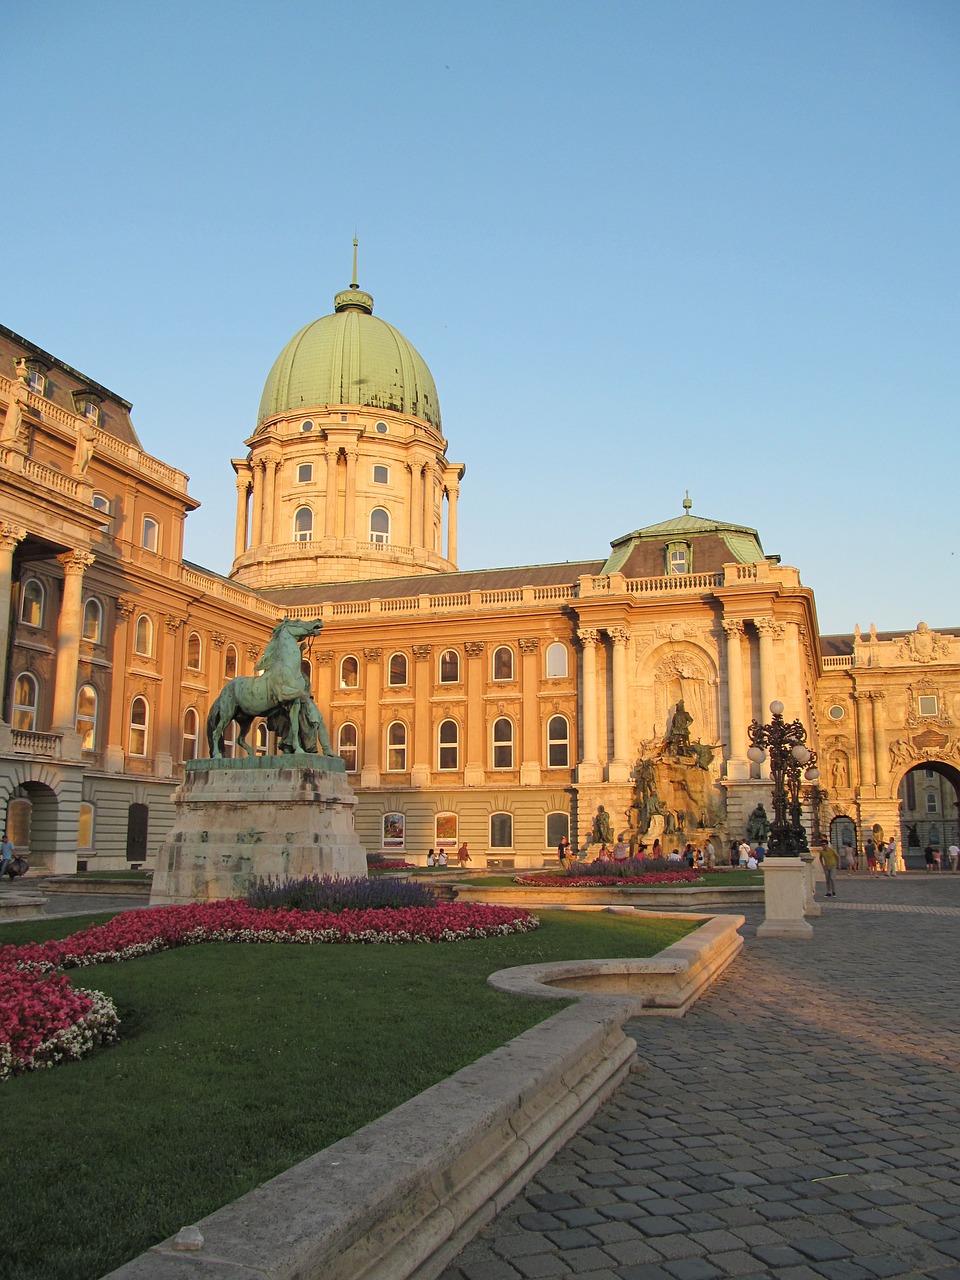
[0,900,539,1079]
[515,870,703,887]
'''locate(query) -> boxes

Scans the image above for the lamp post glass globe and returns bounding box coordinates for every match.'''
[769,701,784,716]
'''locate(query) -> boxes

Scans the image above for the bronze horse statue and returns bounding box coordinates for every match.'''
[206,617,335,759]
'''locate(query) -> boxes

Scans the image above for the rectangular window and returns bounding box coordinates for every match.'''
[490,813,513,848]
[918,695,939,717]
[373,465,389,484]
[297,463,313,483]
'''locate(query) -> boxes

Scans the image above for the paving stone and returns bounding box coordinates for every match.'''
[661,1260,722,1280]
[543,1229,597,1250]
[750,1242,807,1266]
[558,1247,615,1273]
[511,1253,572,1278]
[528,1193,581,1212]
[617,1266,673,1280]
[602,1238,663,1266]
[791,1237,853,1261]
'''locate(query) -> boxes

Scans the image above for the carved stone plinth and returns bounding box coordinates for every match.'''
[756,857,814,939]
[150,756,367,905]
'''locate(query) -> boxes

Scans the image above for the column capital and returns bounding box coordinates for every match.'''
[577,627,600,647]
[211,631,226,648]
[0,522,27,551]
[755,617,785,638]
[363,647,383,662]
[164,614,185,633]
[868,690,886,702]
[413,644,433,660]
[722,618,746,638]
[315,650,334,666]
[608,626,629,645]
[247,643,261,661]
[57,550,95,576]
[518,637,540,655]
[115,595,136,620]
[464,641,485,658]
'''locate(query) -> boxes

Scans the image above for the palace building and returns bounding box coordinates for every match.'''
[2,265,958,872]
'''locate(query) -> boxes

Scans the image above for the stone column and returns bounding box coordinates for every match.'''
[233,471,250,559]
[854,691,876,790]
[104,595,135,772]
[423,464,436,549]
[464,640,485,787]
[577,627,601,784]
[446,482,459,564]
[607,626,630,783]
[343,450,358,548]
[51,551,95,746]
[755,618,783,780]
[519,637,541,786]
[871,691,890,791]
[411,644,432,788]
[250,459,264,546]
[360,647,382,788]
[785,623,806,726]
[722,619,749,779]
[0,522,26,714]
[324,449,339,540]
[262,455,280,545]
[155,615,184,776]
[410,461,425,551]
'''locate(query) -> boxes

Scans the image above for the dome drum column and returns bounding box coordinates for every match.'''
[342,449,358,551]
[323,448,338,545]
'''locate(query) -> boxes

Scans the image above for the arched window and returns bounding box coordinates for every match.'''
[388,652,408,686]
[142,516,159,552]
[20,578,44,627]
[340,655,359,689]
[92,492,111,515]
[134,614,153,657]
[337,723,358,773]
[438,719,459,771]
[490,812,513,849]
[493,646,514,681]
[76,684,98,750]
[181,707,200,760]
[82,597,103,643]
[369,507,390,545]
[386,721,408,771]
[294,507,314,542]
[12,672,39,731]
[254,722,268,756]
[546,642,568,678]
[222,720,237,759]
[301,656,312,687]
[224,644,238,679]
[186,631,202,671]
[547,715,570,768]
[492,717,514,769]
[546,812,570,849]
[439,649,460,683]
[78,801,95,849]
[129,696,149,756]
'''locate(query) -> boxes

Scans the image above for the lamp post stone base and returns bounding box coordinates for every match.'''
[757,856,814,939]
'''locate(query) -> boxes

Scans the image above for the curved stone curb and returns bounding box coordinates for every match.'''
[451,883,760,909]
[102,915,743,1280]
[0,890,48,920]
[488,913,744,1016]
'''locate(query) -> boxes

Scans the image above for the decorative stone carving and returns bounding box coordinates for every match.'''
[722,619,745,638]
[577,627,599,647]
[57,550,95,576]
[518,637,540,655]
[164,615,184,633]
[115,596,136,620]
[363,648,383,662]
[0,522,26,550]
[315,651,334,666]
[464,641,485,658]
[898,622,950,664]
[211,632,226,649]
[413,645,432,660]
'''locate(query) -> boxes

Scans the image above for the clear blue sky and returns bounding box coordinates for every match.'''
[4,1,958,634]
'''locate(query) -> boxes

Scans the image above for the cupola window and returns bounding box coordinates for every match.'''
[300,420,314,433]
[294,507,314,542]
[666,541,691,575]
[373,465,389,485]
[375,421,388,434]
[297,463,313,484]
[369,508,390,545]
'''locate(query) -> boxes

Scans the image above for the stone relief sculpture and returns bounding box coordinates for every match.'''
[206,617,335,759]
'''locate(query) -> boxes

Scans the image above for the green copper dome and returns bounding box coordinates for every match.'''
[257,281,441,430]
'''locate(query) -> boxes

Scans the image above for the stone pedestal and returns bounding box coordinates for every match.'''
[150,756,367,906]
[802,852,821,917]
[756,857,813,939]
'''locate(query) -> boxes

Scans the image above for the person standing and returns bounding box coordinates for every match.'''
[948,842,960,873]
[820,844,839,896]
[0,834,13,880]
[885,837,898,877]
[557,835,569,863]
[457,842,471,866]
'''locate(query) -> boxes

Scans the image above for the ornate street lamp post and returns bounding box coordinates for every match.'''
[747,702,820,856]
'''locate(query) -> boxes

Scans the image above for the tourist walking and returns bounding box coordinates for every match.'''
[0,833,13,880]
[820,844,839,896]
[948,842,959,872]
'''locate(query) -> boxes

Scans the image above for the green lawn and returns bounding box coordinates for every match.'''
[0,909,695,1280]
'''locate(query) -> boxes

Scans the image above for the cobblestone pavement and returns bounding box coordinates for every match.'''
[440,873,960,1280]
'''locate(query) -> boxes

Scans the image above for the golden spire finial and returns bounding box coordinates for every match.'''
[351,234,359,289]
